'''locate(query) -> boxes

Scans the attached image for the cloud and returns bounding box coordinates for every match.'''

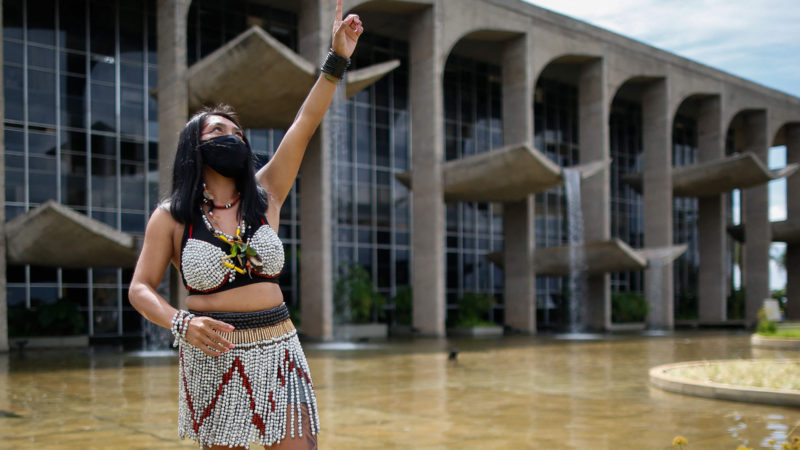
[523,0,800,96]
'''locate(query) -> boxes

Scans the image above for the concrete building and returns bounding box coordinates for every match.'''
[1,0,799,349]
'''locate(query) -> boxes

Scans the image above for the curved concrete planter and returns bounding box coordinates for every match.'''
[750,334,800,350]
[10,335,89,349]
[334,324,387,341]
[608,322,646,332]
[447,326,504,337]
[650,360,800,407]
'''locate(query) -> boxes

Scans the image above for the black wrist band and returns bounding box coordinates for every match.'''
[321,48,350,80]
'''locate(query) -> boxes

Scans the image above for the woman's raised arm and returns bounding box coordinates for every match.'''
[256,0,363,206]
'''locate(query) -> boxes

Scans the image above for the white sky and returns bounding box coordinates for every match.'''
[522,1,798,289]
[522,0,800,97]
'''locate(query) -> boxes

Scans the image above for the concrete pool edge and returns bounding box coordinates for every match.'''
[649,360,800,407]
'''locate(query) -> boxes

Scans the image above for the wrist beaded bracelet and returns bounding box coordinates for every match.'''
[180,314,195,341]
[321,48,350,82]
[171,310,194,347]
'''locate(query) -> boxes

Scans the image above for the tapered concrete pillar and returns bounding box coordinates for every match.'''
[157,0,190,309]
[298,0,333,340]
[0,3,8,353]
[642,81,674,330]
[741,111,770,325]
[578,59,610,331]
[502,35,536,333]
[697,97,727,323]
[410,6,445,336]
[784,125,800,320]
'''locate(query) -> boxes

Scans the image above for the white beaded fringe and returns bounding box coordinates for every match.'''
[177,326,319,449]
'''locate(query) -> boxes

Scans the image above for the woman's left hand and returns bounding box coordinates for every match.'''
[332,0,364,58]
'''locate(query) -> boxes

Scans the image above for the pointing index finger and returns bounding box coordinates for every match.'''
[336,0,342,22]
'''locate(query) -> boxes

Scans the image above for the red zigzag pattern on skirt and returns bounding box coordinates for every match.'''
[179,348,313,438]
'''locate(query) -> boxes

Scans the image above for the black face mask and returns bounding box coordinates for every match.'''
[198,134,252,178]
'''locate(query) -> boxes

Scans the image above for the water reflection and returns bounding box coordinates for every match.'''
[0,333,798,448]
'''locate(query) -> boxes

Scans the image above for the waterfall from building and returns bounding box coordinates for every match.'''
[329,75,350,327]
[564,169,587,333]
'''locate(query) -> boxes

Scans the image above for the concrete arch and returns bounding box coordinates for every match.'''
[768,112,800,146]
[442,29,527,69]
[725,108,768,152]
[347,0,433,13]
[606,57,667,100]
[610,75,666,107]
[666,72,722,119]
[773,121,800,147]
[672,93,719,117]
[534,54,602,87]
[722,96,768,133]
[671,93,721,138]
[439,0,530,61]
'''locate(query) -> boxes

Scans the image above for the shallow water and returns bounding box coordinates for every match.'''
[0,332,798,449]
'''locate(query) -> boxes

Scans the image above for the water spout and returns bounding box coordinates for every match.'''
[142,320,173,351]
[563,169,587,333]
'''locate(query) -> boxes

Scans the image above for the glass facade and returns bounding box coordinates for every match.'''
[442,54,504,325]
[333,33,411,323]
[672,114,699,319]
[186,0,297,66]
[4,0,158,337]
[2,0,301,338]
[533,78,579,328]
[609,99,644,294]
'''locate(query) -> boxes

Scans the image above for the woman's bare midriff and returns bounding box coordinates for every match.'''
[185,282,284,313]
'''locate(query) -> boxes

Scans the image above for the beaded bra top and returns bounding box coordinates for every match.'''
[179,209,284,294]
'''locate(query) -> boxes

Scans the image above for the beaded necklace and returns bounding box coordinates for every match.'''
[199,206,263,278]
[199,206,246,242]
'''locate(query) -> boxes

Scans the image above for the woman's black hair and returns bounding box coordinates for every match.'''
[167,104,269,226]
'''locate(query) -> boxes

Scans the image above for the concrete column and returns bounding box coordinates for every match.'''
[298,0,333,340]
[156,0,190,309]
[501,35,536,333]
[741,111,770,325]
[783,125,800,320]
[696,97,727,323]
[0,3,8,352]
[641,80,674,330]
[410,6,445,336]
[578,59,610,331]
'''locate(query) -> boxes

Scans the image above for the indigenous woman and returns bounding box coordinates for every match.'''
[128,2,363,449]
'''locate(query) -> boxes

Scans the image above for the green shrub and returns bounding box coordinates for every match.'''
[334,263,385,324]
[8,298,86,337]
[392,285,412,326]
[756,306,778,335]
[611,290,648,323]
[450,292,496,328]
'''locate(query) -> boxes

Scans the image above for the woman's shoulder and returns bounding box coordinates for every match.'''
[157,200,171,212]
[147,202,182,233]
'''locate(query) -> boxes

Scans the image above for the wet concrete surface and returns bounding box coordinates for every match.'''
[0,331,798,449]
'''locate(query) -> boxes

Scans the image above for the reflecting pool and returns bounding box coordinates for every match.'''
[0,332,798,449]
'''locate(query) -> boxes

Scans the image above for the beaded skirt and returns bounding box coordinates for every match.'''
[177,304,319,448]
